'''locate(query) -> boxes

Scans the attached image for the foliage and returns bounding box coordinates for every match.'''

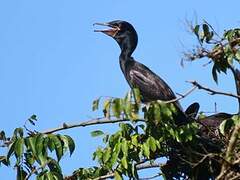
[0,116,75,180]
[185,21,240,84]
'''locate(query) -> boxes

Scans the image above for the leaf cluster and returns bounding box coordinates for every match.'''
[187,22,240,84]
[0,116,75,180]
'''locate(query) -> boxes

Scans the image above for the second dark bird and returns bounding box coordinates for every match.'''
[94,20,199,125]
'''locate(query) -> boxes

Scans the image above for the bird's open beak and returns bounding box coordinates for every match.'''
[93,22,120,37]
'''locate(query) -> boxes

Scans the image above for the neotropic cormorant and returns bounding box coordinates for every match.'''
[94,20,198,124]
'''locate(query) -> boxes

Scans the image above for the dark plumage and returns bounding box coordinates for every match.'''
[199,113,234,139]
[94,20,198,124]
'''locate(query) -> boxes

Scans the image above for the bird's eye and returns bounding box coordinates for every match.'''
[112,23,119,27]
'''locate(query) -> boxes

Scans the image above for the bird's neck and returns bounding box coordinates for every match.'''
[117,36,137,71]
[119,45,133,60]
[120,51,132,61]
[119,53,132,74]
[118,36,137,59]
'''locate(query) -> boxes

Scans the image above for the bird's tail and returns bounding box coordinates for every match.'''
[174,102,200,125]
[185,102,200,119]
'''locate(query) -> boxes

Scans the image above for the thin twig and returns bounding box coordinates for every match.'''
[192,153,216,168]
[139,173,161,180]
[158,85,197,104]
[42,118,145,134]
[187,80,240,99]
[91,162,164,180]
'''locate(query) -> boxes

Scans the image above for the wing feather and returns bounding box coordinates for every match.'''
[127,61,183,110]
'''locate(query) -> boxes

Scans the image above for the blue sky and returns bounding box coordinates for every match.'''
[0,0,239,179]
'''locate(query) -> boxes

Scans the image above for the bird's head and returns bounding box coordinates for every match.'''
[94,20,138,57]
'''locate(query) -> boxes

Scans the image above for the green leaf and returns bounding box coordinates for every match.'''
[212,64,218,84]
[112,98,122,118]
[123,99,131,118]
[65,135,75,156]
[25,152,35,166]
[121,156,128,169]
[110,151,119,167]
[120,123,133,137]
[133,88,141,104]
[228,54,234,65]
[219,120,227,135]
[91,130,104,137]
[194,25,200,37]
[121,140,128,155]
[93,148,103,161]
[103,148,111,163]
[58,135,75,157]
[47,158,62,177]
[37,169,48,180]
[103,99,111,118]
[49,135,63,161]
[114,170,123,180]
[58,135,69,154]
[232,115,240,125]
[148,137,156,152]
[0,131,6,141]
[25,137,37,162]
[131,135,139,147]
[47,137,55,152]
[92,98,100,111]
[202,24,209,37]
[219,119,234,135]
[45,171,54,180]
[206,31,214,42]
[35,134,45,156]
[110,142,121,166]
[103,134,109,143]
[30,114,37,120]
[15,138,24,158]
[161,103,174,121]
[153,103,161,121]
[142,143,150,158]
[7,140,17,160]
[14,128,24,138]
[34,134,48,165]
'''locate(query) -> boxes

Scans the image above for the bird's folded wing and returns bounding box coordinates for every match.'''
[129,68,177,101]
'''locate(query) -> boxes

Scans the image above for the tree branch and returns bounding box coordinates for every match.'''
[139,173,161,180]
[160,85,197,104]
[42,118,145,134]
[188,80,240,99]
[92,162,164,180]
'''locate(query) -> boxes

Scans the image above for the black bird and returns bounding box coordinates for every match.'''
[94,20,198,124]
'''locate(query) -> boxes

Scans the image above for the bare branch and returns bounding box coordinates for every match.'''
[139,173,161,180]
[187,80,240,99]
[91,162,164,180]
[42,118,145,134]
[158,85,197,104]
